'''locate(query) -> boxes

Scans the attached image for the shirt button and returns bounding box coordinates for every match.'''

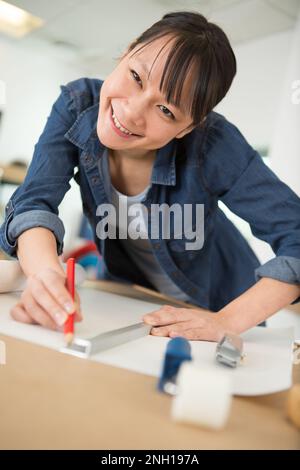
[153,242,161,250]
[188,287,198,296]
[91,176,99,185]
[84,154,92,164]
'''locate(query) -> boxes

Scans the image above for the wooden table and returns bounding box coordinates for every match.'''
[0,282,299,450]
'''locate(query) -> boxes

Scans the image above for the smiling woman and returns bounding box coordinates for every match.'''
[97,11,237,158]
[0,11,300,342]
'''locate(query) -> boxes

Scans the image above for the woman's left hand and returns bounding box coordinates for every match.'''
[143,305,228,342]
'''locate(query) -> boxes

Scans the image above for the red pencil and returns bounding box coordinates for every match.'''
[64,257,75,345]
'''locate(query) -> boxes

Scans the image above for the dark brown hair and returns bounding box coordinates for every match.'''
[122,11,236,128]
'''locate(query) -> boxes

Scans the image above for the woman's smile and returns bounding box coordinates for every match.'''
[110,105,142,139]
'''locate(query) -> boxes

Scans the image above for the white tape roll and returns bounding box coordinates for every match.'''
[171,362,232,430]
[0,260,86,293]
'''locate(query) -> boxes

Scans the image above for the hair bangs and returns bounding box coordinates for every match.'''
[158,37,203,125]
[125,12,237,127]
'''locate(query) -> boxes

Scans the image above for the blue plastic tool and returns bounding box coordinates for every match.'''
[157,337,192,394]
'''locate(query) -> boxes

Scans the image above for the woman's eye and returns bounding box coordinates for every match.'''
[130,69,142,86]
[158,105,175,120]
[130,69,175,120]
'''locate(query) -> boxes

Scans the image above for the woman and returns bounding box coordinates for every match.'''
[1,11,300,341]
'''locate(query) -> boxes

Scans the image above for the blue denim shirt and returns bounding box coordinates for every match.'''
[1,77,300,311]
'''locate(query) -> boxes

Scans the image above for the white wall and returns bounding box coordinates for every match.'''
[216,27,298,262]
[216,29,293,152]
[269,12,300,197]
[0,36,85,246]
[215,29,294,267]
[0,37,86,164]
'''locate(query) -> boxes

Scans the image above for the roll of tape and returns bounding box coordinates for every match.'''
[286,384,300,429]
[171,362,232,430]
[0,260,86,293]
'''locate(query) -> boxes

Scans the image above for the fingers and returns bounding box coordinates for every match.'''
[150,325,218,341]
[143,305,192,326]
[20,291,58,329]
[150,321,192,337]
[179,329,205,340]
[26,277,68,326]
[10,301,57,330]
[144,306,222,340]
[34,270,75,314]
[171,328,218,341]
[42,272,82,322]
[28,271,83,324]
[10,303,35,325]
[11,268,83,330]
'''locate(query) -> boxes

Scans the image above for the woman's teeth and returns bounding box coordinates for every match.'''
[112,110,134,135]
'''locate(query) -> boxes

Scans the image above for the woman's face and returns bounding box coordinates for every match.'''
[97,35,196,156]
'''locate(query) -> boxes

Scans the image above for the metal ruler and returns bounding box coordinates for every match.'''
[61,322,151,359]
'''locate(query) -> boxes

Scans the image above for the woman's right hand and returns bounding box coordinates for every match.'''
[10,267,82,330]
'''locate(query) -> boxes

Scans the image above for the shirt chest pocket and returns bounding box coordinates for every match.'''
[167,228,204,255]
[166,205,215,256]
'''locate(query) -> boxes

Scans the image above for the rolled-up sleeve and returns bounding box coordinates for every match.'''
[0,84,79,257]
[254,256,300,284]
[203,113,300,302]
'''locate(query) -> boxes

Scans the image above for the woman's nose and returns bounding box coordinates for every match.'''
[124,99,146,129]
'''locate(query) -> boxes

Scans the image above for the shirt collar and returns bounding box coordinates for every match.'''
[64,103,100,150]
[65,103,178,186]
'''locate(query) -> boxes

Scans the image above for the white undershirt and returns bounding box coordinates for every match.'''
[102,150,190,301]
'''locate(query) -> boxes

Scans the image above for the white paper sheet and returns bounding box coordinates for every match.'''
[0,288,294,396]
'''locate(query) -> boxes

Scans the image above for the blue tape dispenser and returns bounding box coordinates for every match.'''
[158,337,192,395]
